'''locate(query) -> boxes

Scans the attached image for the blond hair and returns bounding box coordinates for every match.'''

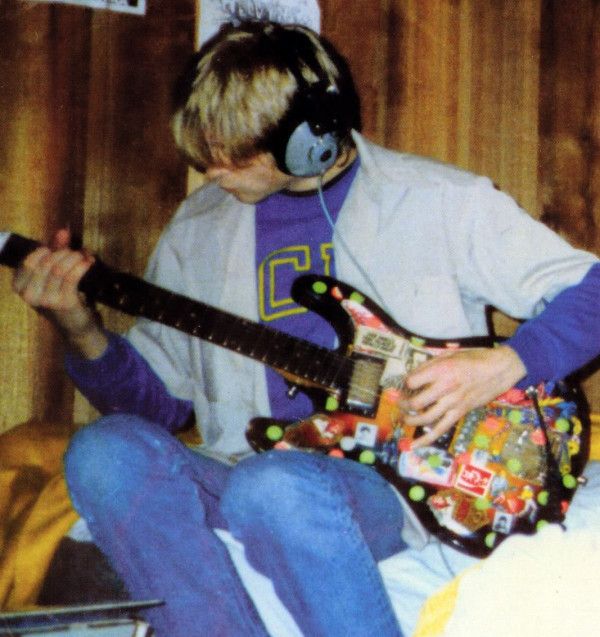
[171,21,360,171]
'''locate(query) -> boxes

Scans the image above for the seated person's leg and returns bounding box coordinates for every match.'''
[221,450,407,637]
[64,414,269,637]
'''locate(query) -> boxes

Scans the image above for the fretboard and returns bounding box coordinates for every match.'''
[0,232,349,393]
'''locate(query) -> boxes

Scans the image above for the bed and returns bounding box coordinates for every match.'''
[2,417,600,635]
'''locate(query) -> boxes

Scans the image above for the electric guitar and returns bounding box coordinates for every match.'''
[0,232,589,557]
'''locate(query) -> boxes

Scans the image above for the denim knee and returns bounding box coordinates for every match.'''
[64,414,164,514]
[221,451,331,535]
[222,450,407,561]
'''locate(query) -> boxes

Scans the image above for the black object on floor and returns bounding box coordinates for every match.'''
[38,538,129,606]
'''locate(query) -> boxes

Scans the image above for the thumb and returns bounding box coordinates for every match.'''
[51,227,72,250]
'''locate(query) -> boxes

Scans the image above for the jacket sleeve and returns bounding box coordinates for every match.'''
[444,178,600,383]
[444,178,598,320]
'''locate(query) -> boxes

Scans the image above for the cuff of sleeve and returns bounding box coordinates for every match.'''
[505,326,554,389]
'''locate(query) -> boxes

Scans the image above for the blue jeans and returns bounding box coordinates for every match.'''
[64,415,406,636]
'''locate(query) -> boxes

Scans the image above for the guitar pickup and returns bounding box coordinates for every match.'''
[345,354,385,415]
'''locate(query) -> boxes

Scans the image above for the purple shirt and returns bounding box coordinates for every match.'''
[65,332,193,432]
[254,159,360,419]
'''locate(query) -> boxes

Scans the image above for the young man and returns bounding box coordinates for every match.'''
[12,20,600,637]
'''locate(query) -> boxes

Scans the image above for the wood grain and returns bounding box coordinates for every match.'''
[0,1,195,432]
[2,1,600,432]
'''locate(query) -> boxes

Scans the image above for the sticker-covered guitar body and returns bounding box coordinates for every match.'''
[246,275,589,557]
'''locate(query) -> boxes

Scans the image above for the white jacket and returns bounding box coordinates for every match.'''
[127,133,597,458]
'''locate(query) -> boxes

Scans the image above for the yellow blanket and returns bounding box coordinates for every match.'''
[0,419,199,611]
[0,420,78,610]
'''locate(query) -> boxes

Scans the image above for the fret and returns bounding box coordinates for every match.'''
[284,339,313,378]
[221,316,254,351]
[194,306,218,342]
[205,311,232,346]
[312,351,345,387]
[229,320,250,353]
[264,331,293,370]
[245,324,269,359]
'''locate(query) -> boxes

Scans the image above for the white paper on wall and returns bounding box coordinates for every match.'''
[198,0,321,46]
[29,0,146,15]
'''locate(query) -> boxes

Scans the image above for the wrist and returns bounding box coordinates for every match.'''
[66,327,109,360]
[496,344,527,387]
[58,306,108,360]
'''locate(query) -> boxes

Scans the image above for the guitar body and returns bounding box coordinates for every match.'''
[246,275,589,557]
[0,233,589,557]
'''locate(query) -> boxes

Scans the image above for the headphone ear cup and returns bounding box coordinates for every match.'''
[284,121,339,177]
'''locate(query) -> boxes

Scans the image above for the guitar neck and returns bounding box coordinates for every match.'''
[0,232,346,393]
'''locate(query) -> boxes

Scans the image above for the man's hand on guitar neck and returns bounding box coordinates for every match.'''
[404,345,527,449]
[12,228,109,360]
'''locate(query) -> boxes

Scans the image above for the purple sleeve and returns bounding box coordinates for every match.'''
[507,262,600,388]
[64,332,194,433]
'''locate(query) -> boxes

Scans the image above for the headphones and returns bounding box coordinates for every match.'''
[262,28,352,177]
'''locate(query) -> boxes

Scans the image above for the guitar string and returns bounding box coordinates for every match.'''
[107,277,384,403]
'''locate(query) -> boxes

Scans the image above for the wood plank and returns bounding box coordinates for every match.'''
[0,4,91,431]
[383,0,541,214]
[538,1,600,411]
[0,1,195,431]
[320,0,392,143]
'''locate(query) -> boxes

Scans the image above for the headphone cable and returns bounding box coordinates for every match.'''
[317,177,398,319]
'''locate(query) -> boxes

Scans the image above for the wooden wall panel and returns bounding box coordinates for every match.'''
[538,1,600,407]
[539,1,599,247]
[0,1,195,433]
[319,0,392,144]
[83,3,195,275]
[0,4,91,430]
[322,0,541,211]
[2,1,600,432]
